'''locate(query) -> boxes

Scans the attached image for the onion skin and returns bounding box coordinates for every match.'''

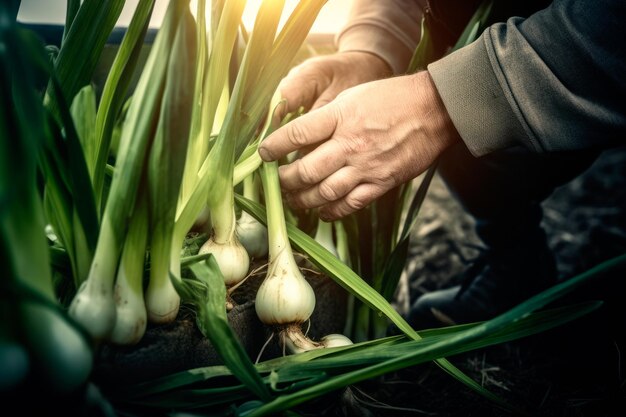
[320,333,353,348]
[68,279,116,341]
[145,278,180,324]
[237,211,269,259]
[110,277,147,345]
[199,238,250,286]
[22,302,93,394]
[282,329,353,354]
[255,252,315,326]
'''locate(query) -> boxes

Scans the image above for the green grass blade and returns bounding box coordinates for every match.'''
[122,364,233,399]
[89,0,186,280]
[1,12,94,393]
[175,0,247,230]
[240,0,285,97]
[272,302,601,379]
[122,385,250,409]
[39,118,75,272]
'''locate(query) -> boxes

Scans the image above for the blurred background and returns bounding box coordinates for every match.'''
[17,0,353,34]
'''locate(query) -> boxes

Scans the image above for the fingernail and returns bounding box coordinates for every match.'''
[258,147,272,161]
[319,211,331,222]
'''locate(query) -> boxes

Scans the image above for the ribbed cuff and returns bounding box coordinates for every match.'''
[427,35,529,156]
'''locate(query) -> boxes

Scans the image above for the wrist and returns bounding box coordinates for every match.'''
[412,71,462,155]
[337,23,416,75]
[339,50,393,79]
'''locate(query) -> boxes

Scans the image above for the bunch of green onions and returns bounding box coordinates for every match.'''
[49,0,353,354]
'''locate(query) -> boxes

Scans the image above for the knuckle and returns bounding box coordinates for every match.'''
[318,180,340,202]
[286,122,310,148]
[377,167,398,187]
[344,193,367,212]
[296,159,317,185]
[341,134,367,155]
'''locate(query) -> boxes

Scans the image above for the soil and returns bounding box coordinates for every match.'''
[328,145,626,417]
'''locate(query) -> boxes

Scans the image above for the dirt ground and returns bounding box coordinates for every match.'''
[335,145,626,417]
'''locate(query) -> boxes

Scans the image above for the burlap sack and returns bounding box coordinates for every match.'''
[94,265,349,385]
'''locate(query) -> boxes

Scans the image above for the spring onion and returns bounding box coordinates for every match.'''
[313,219,339,258]
[237,173,268,260]
[69,0,187,339]
[256,158,352,353]
[110,191,148,345]
[145,4,197,324]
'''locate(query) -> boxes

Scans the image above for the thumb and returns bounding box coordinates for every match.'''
[259,105,338,162]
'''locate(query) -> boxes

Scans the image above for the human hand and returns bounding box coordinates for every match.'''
[259,71,461,221]
[277,51,392,118]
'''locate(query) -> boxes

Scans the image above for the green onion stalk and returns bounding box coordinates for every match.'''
[145,4,197,324]
[92,0,156,211]
[198,182,251,288]
[255,159,352,353]
[69,0,188,341]
[181,0,328,296]
[110,189,148,345]
[313,219,339,258]
[198,0,288,289]
[181,0,244,233]
[236,171,268,261]
[196,86,250,290]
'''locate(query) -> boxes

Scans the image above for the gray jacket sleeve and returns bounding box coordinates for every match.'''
[428,0,626,156]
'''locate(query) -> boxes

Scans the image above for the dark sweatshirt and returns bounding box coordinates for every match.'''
[335,0,626,156]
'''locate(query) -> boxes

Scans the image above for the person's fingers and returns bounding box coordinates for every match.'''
[278,137,346,192]
[319,183,388,221]
[258,105,337,162]
[285,166,361,209]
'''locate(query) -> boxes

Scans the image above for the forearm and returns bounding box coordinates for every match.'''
[428,0,626,156]
[335,0,425,74]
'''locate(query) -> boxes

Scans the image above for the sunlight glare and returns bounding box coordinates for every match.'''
[189,0,349,34]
